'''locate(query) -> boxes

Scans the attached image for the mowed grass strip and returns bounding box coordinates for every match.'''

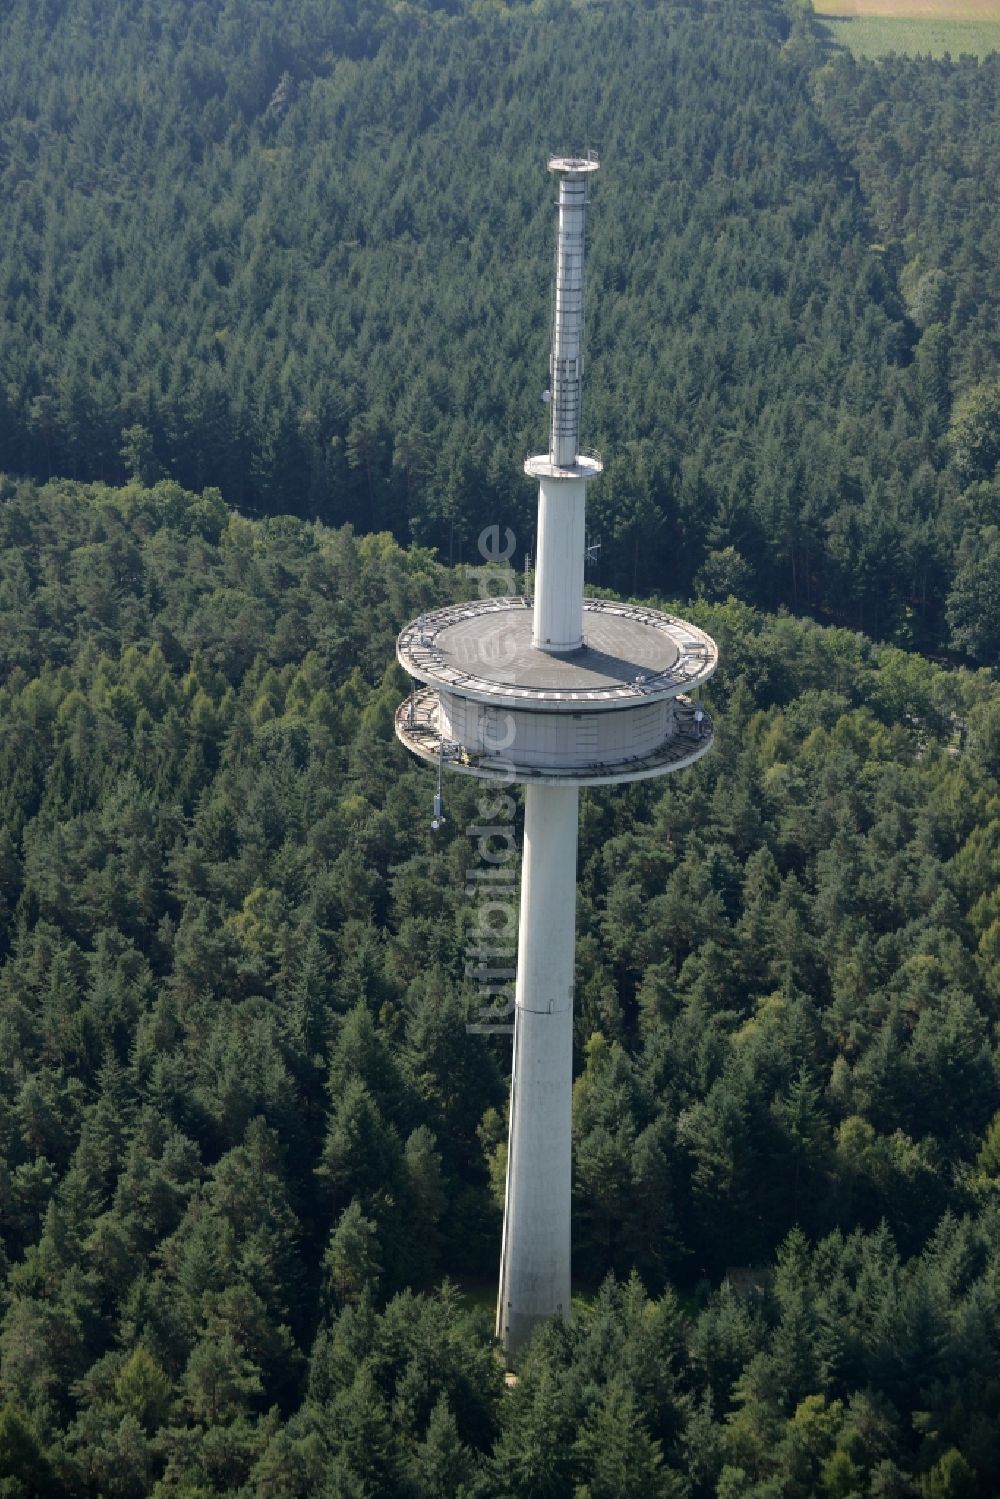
[813,0,1000,16]
[816,14,1000,56]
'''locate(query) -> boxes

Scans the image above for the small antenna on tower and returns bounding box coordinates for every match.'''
[431,744,446,830]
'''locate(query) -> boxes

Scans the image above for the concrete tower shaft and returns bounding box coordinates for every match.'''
[497,155,597,1361]
[532,473,587,653]
[498,783,578,1355]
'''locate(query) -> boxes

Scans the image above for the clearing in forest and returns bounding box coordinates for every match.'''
[813,0,1000,56]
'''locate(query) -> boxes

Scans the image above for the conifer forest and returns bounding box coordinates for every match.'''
[0,0,999,1494]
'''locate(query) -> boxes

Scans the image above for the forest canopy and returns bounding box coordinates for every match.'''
[2,0,1000,1491]
[0,474,997,1493]
[0,0,998,654]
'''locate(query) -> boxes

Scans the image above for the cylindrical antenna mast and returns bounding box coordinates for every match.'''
[548,155,598,468]
[525,154,601,655]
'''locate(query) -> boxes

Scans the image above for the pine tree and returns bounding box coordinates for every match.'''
[323,1201,381,1310]
[408,1395,477,1499]
[574,1377,678,1499]
[114,1344,173,1433]
[182,1331,263,1425]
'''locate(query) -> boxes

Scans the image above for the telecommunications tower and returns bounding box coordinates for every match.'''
[396,156,718,1364]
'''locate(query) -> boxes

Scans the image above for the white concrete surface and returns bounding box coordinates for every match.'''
[498,783,579,1363]
[532,475,587,653]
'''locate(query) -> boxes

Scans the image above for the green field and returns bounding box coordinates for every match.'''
[818,15,1000,55]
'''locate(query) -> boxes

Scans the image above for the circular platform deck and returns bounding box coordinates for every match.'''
[397,597,717,710]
